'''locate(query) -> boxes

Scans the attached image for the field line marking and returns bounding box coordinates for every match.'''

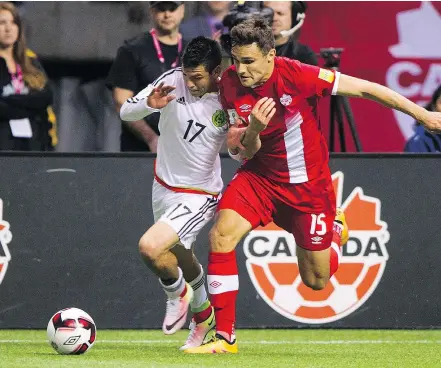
[1,339,441,345]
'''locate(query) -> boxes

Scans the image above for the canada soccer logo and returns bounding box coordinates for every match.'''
[0,199,13,285]
[243,172,390,324]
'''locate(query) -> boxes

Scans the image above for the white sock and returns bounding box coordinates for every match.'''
[189,265,209,311]
[159,267,185,299]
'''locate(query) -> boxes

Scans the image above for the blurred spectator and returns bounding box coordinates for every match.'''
[180,1,231,41]
[0,2,55,151]
[106,1,186,152]
[263,1,317,65]
[404,85,441,153]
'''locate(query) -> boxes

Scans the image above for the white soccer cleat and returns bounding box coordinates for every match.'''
[162,283,194,335]
[180,307,216,350]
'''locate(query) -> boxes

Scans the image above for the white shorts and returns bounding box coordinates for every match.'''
[152,180,219,249]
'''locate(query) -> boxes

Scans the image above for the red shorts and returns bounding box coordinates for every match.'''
[218,167,336,251]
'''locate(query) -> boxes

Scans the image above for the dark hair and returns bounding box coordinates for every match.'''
[182,36,222,73]
[230,17,275,54]
[427,85,441,111]
[0,2,47,90]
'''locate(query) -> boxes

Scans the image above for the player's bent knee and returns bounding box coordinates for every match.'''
[209,209,252,253]
[138,235,160,260]
[209,226,236,253]
[138,222,179,260]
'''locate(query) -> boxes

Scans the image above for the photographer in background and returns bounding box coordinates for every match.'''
[180,1,231,41]
[263,1,317,65]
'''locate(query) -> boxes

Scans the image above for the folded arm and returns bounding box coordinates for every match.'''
[227,97,276,160]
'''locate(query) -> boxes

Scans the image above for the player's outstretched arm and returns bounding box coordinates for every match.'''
[120,82,176,122]
[336,74,441,134]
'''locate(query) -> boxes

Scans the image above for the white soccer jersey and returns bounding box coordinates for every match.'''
[120,68,228,194]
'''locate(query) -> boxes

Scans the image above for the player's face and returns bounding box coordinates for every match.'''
[150,4,185,34]
[0,10,19,48]
[264,1,292,37]
[183,65,220,97]
[231,43,276,87]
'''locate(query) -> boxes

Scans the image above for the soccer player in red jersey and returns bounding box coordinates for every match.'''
[184,18,441,354]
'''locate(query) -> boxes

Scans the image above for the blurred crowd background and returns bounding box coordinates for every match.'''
[1,1,440,153]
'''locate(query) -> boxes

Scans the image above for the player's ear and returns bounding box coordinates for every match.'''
[266,49,276,63]
[212,65,222,79]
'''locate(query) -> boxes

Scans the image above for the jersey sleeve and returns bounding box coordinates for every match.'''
[219,73,240,126]
[151,68,179,88]
[120,69,179,121]
[298,63,340,98]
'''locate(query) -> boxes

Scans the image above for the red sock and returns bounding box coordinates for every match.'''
[180,284,188,298]
[330,222,343,277]
[193,305,212,324]
[207,251,238,340]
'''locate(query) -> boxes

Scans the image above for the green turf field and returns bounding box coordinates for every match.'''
[1,329,440,368]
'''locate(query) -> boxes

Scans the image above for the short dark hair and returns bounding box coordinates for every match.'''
[428,84,441,111]
[231,17,275,54]
[182,37,222,74]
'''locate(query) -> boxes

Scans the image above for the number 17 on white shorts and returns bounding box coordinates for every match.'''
[152,181,219,249]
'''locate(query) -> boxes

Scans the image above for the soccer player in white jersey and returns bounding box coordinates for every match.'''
[120,37,227,350]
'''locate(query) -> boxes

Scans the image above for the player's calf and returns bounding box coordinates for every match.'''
[207,210,252,342]
[209,220,244,253]
[296,246,331,290]
[138,221,194,334]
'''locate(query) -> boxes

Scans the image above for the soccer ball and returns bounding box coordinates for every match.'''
[47,308,97,355]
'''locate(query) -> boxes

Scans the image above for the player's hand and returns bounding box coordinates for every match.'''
[249,97,276,133]
[419,111,441,134]
[147,82,176,109]
[227,120,247,153]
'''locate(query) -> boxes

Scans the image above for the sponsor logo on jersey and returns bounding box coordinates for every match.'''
[280,94,292,106]
[311,236,323,244]
[239,104,252,112]
[244,171,390,324]
[318,68,335,83]
[177,96,186,105]
[227,109,239,124]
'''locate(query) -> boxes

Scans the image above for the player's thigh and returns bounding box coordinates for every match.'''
[290,209,335,251]
[152,180,218,250]
[213,170,274,252]
[216,170,274,229]
[139,221,180,259]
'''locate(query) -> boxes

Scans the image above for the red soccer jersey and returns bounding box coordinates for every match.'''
[219,57,339,184]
